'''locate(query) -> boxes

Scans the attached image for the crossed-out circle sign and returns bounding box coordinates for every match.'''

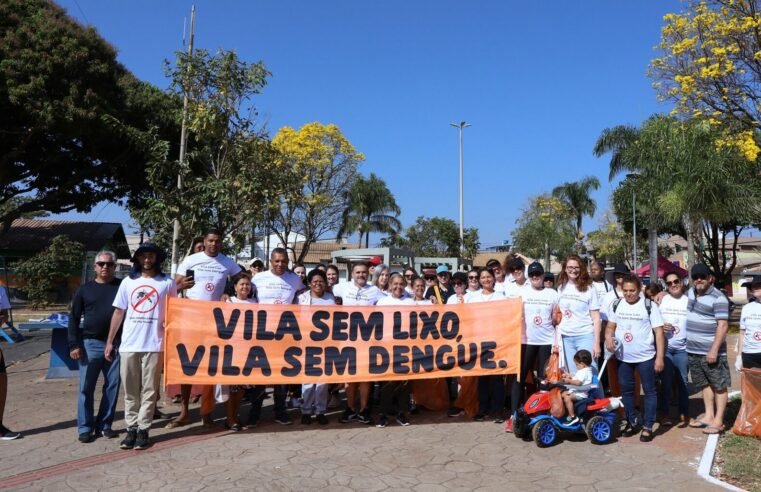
[533,315,542,326]
[624,332,634,343]
[754,331,761,342]
[564,309,572,318]
[204,282,214,293]
[130,285,159,314]
[673,326,680,335]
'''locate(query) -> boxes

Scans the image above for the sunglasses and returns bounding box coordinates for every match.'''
[452,281,464,286]
[404,274,414,278]
[566,266,580,271]
[665,280,681,286]
[424,276,436,281]
[96,261,115,267]
[692,274,707,281]
[468,276,478,280]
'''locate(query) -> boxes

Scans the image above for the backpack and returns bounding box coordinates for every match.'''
[612,297,652,318]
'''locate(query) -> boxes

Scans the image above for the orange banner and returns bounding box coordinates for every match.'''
[164,297,522,385]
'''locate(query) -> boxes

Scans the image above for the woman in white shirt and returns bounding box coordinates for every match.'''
[372,264,390,296]
[466,267,506,422]
[446,272,469,305]
[555,255,602,374]
[411,277,433,305]
[224,272,258,430]
[605,274,665,442]
[657,271,690,426]
[375,273,413,427]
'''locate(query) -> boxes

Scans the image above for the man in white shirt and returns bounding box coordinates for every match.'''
[106,243,176,451]
[169,229,241,428]
[248,248,304,426]
[332,262,382,425]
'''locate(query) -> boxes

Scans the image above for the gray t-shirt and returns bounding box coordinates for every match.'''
[685,285,729,355]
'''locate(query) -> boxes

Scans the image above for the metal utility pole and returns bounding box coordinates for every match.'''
[170,6,195,276]
[627,173,640,272]
[450,121,470,255]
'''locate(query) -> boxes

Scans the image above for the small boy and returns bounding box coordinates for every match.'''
[561,350,597,425]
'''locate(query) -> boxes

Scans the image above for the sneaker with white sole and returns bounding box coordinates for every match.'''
[0,425,21,440]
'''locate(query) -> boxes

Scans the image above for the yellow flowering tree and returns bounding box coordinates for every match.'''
[270,122,364,263]
[650,0,761,159]
[511,195,576,269]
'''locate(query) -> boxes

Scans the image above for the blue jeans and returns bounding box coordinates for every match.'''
[618,357,657,430]
[658,349,689,418]
[77,339,121,434]
[561,332,597,374]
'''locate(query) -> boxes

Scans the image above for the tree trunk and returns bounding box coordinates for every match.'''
[544,241,551,271]
[648,225,658,284]
[682,213,696,273]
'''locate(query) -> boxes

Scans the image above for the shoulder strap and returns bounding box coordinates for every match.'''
[644,297,652,317]
[612,298,621,313]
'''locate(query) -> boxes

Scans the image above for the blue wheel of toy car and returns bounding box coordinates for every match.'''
[585,416,613,444]
[532,420,557,448]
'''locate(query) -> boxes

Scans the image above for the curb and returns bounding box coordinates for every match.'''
[697,432,745,491]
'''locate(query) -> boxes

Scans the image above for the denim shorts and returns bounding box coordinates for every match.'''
[688,353,731,390]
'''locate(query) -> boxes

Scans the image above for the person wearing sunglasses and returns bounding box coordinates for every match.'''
[402,267,417,296]
[507,262,559,432]
[425,265,454,304]
[466,269,480,293]
[598,263,634,398]
[446,272,469,305]
[68,250,122,444]
[739,277,761,371]
[504,257,528,298]
[657,271,689,427]
[685,264,730,435]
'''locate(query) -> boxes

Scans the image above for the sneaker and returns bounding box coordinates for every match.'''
[78,432,94,443]
[339,409,357,424]
[565,416,580,426]
[134,429,150,450]
[504,417,514,433]
[120,427,137,449]
[447,407,464,417]
[327,394,342,409]
[396,413,410,426]
[473,413,486,422]
[301,414,312,425]
[376,414,388,428]
[358,408,374,425]
[274,414,293,426]
[98,428,118,439]
[0,425,21,441]
[316,414,329,425]
[493,415,505,424]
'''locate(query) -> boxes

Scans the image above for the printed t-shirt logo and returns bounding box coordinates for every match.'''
[754,331,761,341]
[564,308,572,318]
[623,332,634,343]
[533,315,542,326]
[204,282,214,293]
[131,285,160,313]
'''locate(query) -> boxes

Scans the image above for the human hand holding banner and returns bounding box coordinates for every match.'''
[164,297,522,385]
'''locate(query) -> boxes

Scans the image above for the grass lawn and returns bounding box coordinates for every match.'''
[714,394,761,491]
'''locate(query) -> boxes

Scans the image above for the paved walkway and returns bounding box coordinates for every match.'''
[0,341,739,491]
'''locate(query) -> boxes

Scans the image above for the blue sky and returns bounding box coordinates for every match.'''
[54,0,680,247]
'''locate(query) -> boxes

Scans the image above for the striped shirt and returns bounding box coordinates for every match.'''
[685,285,729,355]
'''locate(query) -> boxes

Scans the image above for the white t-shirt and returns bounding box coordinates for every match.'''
[332,282,382,306]
[113,274,177,352]
[0,286,10,310]
[503,281,529,300]
[376,295,415,306]
[569,366,596,399]
[465,290,506,303]
[557,283,600,336]
[600,289,622,322]
[178,252,240,301]
[609,298,664,363]
[296,291,336,306]
[446,293,468,305]
[228,296,257,304]
[252,270,304,305]
[659,294,688,352]
[414,298,434,305]
[522,286,559,345]
[740,301,761,354]
[592,280,613,301]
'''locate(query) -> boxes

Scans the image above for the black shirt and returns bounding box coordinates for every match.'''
[424,284,454,304]
[67,279,122,350]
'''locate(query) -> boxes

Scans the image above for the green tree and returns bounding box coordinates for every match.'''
[649,0,761,159]
[129,48,282,254]
[551,176,601,253]
[511,195,576,268]
[15,235,85,308]
[586,212,644,267]
[338,173,402,248]
[270,122,364,263]
[381,216,480,259]
[0,0,179,234]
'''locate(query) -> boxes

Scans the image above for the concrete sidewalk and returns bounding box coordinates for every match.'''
[0,345,737,491]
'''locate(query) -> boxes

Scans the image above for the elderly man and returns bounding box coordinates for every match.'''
[68,250,122,443]
[686,264,730,435]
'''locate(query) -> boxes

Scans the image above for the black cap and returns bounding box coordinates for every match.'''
[132,243,167,265]
[507,257,524,270]
[543,272,555,281]
[741,275,761,288]
[527,261,544,276]
[612,263,630,275]
[452,272,468,284]
[691,263,712,278]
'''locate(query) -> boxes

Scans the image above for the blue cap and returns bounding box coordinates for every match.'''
[436,265,449,275]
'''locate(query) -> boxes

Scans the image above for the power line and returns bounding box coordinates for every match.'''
[71,0,90,24]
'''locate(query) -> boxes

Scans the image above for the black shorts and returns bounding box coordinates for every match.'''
[0,347,5,374]
[688,353,731,390]
[743,352,761,370]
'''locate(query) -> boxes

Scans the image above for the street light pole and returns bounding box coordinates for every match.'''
[450,121,470,255]
[627,172,640,271]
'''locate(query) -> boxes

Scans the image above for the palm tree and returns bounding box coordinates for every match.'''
[338,173,402,248]
[551,176,601,253]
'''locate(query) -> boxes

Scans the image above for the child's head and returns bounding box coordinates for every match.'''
[573,349,592,368]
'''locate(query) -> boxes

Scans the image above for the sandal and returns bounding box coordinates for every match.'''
[165,419,191,429]
[640,428,654,442]
[689,419,711,428]
[703,425,725,435]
